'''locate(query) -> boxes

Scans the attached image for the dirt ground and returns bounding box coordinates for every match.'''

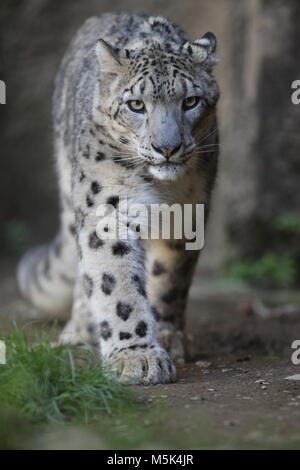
[132,359,300,449]
[1,258,300,449]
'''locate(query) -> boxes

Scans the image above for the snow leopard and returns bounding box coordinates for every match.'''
[17,12,220,385]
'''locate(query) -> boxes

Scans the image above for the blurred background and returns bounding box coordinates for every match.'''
[1,3,300,449]
[1,0,300,290]
[0,5,300,449]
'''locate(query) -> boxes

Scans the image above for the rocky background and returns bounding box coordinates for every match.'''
[1,0,300,287]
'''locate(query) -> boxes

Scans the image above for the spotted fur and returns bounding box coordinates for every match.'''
[17,12,219,385]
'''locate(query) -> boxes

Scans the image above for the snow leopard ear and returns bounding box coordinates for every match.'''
[183,32,217,66]
[96,39,122,72]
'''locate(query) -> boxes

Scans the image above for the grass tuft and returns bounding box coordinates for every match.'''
[0,330,132,424]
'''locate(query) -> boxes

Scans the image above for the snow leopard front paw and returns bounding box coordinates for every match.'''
[106,345,176,385]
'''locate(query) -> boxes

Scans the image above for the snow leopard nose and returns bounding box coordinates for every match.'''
[151,143,182,159]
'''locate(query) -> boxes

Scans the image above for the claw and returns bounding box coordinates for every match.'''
[106,345,176,385]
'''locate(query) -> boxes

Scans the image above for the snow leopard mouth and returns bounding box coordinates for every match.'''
[148,154,191,167]
[148,161,187,180]
[151,161,183,167]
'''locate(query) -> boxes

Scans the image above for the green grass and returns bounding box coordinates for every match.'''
[0,331,132,425]
[0,330,218,450]
[0,331,186,450]
[225,252,297,288]
[274,214,300,234]
[225,213,300,289]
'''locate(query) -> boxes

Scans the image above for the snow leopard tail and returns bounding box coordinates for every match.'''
[17,233,76,319]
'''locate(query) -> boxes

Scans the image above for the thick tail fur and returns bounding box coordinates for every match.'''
[17,234,76,319]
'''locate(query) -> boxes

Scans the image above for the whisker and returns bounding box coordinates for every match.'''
[112,154,143,162]
[112,153,139,157]
[199,143,221,148]
[196,126,218,146]
[196,149,218,154]
[193,144,220,151]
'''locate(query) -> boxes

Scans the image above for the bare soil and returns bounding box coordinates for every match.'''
[133,359,300,449]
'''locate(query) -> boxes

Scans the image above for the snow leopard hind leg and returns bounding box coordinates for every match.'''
[145,239,199,363]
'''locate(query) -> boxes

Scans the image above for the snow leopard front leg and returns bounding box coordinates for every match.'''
[65,163,175,384]
[145,240,199,362]
[76,222,175,384]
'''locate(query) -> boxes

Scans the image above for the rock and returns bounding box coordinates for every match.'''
[190,396,200,401]
[195,360,212,369]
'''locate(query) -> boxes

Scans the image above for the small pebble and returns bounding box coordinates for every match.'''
[255,380,270,386]
[195,361,212,369]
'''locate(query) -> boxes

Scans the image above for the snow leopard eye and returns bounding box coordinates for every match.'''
[127,100,145,113]
[182,96,201,111]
